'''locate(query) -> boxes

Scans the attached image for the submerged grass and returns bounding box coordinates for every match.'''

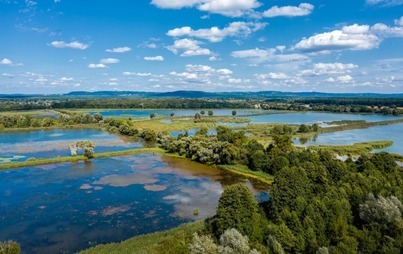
[80,221,205,254]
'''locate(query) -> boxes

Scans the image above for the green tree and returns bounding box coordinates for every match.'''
[208,110,214,116]
[208,184,260,240]
[298,124,310,133]
[150,113,156,119]
[232,110,237,116]
[200,110,205,116]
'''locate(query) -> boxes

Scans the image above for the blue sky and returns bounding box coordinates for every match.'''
[0,0,402,94]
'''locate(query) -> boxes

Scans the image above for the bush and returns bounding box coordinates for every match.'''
[0,241,20,254]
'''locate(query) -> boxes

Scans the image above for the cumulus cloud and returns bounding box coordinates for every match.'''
[294,21,403,53]
[88,63,107,69]
[231,47,309,63]
[105,47,132,53]
[371,22,403,37]
[294,24,380,52]
[167,22,266,42]
[144,56,164,61]
[396,16,403,26]
[100,58,120,64]
[123,72,152,76]
[198,0,261,17]
[263,3,314,18]
[257,72,290,79]
[326,75,354,83]
[0,58,23,66]
[151,0,261,17]
[256,72,307,86]
[169,64,234,85]
[167,38,211,57]
[50,41,89,50]
[300,63,358,76]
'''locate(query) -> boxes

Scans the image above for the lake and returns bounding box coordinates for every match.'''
[0,154,268,254]
[294,123,403,154]
[0,129,142,164]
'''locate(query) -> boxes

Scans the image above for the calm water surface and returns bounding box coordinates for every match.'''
[0,129,141,163]
[0,154,268,254]
[294,123,403,154]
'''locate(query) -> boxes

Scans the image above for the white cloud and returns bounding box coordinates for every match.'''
[167,38,211,57]
[231,47,309,63]
[50,41,89,50]
[167,22,266,42]
[1,58,13,65]
[263,3,314,18]
[151,0,261,17]
[300,63,358,76]
[256,72,307,86]
[0,58,23,66]
[198,0,261,17]
[60,77,74,81]
[294,21,403,53]
[106,47,132,53]
[371,22,403,37]
[88,63,107,69]
[144,56,164,61]
[100,58,120,64]
[396,16,403,27]
[257,72,290,79]
[123,72,152,76]
[151,0,201,9]
[366,0,403,6]
[169,64,234,85]
[294,24,380,52]
[326,75,354,83]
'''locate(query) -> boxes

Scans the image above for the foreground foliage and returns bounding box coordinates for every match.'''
[0,241,20,254]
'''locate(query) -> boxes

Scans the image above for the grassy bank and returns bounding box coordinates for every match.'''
[309,140,393,155]
[0,124,100,133]
[0,147,165,170]
[80,221,205,254]
[318,119,403,134]
[218,164,274,184]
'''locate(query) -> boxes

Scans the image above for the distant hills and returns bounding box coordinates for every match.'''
[1,90,403,99]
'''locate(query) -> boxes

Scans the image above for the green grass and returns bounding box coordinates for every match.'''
[218,164,274,184]
[0,148,165,170]
[0,124,100,133]
[80,221,205,254]
[318,119,403,134]
[310,140,393,155]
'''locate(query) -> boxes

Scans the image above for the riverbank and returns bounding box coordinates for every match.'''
[80,220,204,254]
[0,147,163,170]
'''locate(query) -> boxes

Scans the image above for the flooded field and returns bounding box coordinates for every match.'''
[0,154,268,254]
[0,129,141,163]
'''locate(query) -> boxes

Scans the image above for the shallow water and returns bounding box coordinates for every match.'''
[0,154,269,254]
[0,129,142,163]
[294,123,403,154]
